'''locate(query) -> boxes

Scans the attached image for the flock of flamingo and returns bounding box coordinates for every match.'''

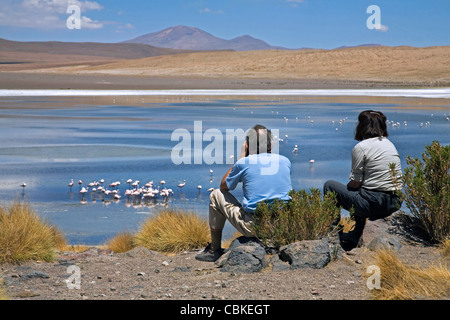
[66,169,216,205]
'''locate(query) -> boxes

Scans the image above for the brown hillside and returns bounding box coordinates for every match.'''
[34,46,449,86]
[0,38,193,71]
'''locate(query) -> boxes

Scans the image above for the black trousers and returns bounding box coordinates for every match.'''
[323,180,402,221]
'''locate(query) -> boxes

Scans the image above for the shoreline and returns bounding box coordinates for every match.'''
[1,72,448,91]
[2,88,450,99]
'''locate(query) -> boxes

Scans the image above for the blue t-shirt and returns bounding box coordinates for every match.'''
[226,153,292,213]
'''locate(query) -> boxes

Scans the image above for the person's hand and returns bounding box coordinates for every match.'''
[347,180,362,190]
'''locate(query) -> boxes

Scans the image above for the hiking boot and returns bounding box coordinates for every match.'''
[195,243,224,262]
[339,231,364,252]
[339,216,366,251]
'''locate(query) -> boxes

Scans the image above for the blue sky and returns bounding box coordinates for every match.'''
[0,0,449,49]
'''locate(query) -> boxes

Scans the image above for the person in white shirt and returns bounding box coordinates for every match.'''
[324,110,403,251]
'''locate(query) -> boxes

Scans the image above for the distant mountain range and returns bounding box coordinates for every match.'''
[123,25,289,51]
[0,25,384,71]
[0,38,191,60]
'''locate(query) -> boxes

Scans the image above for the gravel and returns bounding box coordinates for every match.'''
[0,214,446,301]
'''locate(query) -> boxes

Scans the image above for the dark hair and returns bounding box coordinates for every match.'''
[354,110,389,141]
[246,124,272,155]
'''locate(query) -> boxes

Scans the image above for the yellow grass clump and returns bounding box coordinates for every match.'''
[340,216,356,233]
[440,238,450,258]
[133,209,210,253]
[370,249,450,300]
[0,201,67,264]
[106,231,136,253]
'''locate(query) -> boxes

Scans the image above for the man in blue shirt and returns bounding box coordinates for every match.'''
[196,124,292,262]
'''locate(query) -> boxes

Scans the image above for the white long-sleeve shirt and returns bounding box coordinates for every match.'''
[350,137,402,191]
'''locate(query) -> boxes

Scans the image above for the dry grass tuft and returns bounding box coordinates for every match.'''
[134,209,210,253]
[0,201,67,264]
[371,250,450,300]
[106,231,136,253]
[340,216,356,233]
[440,238,450,258]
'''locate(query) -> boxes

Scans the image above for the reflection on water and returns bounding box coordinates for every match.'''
[0,96,449,244]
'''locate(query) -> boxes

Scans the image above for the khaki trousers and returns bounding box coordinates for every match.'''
[209,189,256,238]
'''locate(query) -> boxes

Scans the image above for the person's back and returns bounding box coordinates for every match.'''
[351,136,402,191]
[226,152,292,213]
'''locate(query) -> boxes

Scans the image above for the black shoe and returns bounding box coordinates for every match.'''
[195,243,224,262]
[339,231,363,252]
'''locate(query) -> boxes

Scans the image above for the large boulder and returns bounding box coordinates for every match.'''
[367,236,402,252]
[216,237,268,273]
[279,238,331,269]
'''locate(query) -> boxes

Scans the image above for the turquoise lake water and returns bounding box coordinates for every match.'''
[0,92,448,244]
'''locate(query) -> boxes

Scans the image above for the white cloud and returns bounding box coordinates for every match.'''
[0,0,104,29]
[199,7,224,14]
[22,0,103,13]
[287,0,304,7]
[80,16,103,29]
[375,24,389,32]
[115,23,135,34]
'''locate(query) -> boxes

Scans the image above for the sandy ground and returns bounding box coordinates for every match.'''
[1,46,450,90]
[0,213,447,303]
[0,72,421,91]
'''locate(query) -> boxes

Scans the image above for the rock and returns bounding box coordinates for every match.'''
[15,290,40,298]
[22,270,50,280]
[57,259,73,266]
[227,236,263,251]
[367,236,402,252]
[121,246,157,258]
[311,288,319,295]
[280,238,331,269]
[173,266,191,272]
[81,247,112,257]
[218,237,268,273]
[269,254,290,272]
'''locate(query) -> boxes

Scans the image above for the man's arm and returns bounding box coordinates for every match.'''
[220,167,232,191]
[220,141,248,191]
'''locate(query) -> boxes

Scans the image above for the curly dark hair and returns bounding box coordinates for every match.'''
[354,110,389,141]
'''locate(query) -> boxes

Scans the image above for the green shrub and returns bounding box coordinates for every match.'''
[253,188,340,248]
[399,141,449,243]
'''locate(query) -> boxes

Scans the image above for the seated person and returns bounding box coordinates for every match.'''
[196,124,292,262]
[324,110,403,251]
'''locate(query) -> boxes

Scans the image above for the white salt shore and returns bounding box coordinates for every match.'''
[1,88,450,99]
